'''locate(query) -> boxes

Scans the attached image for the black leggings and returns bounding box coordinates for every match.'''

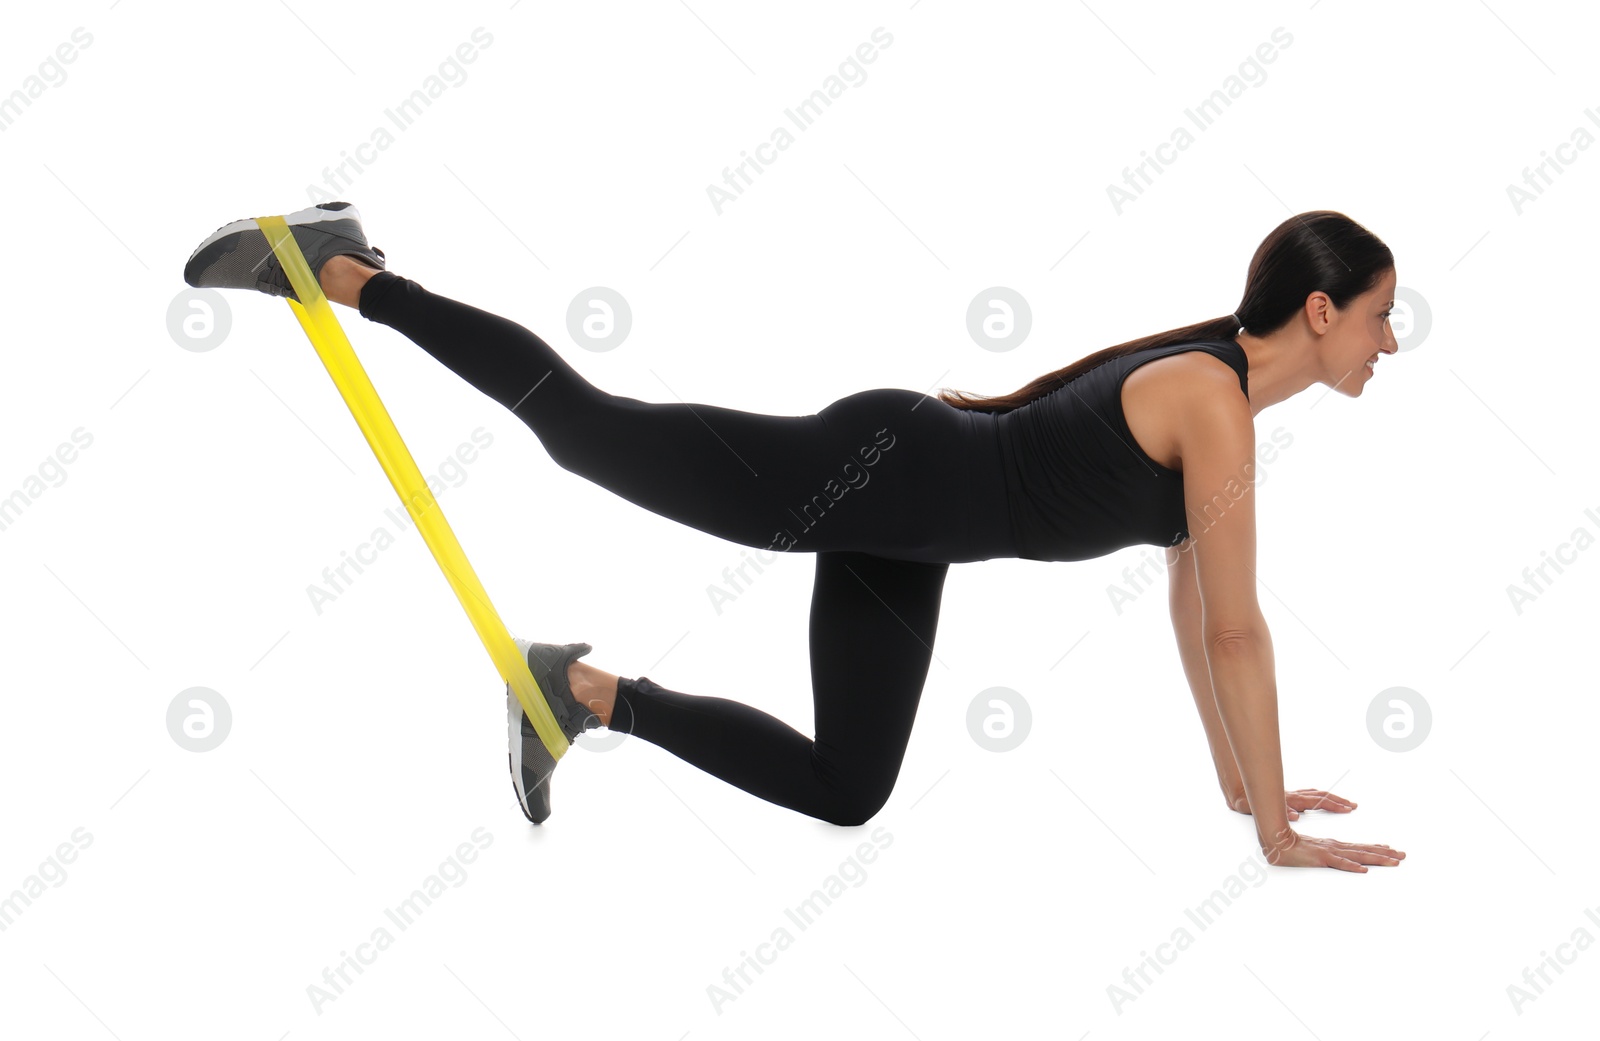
[358,272,1016,826]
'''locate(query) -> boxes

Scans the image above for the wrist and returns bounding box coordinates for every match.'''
[1256,818,1296,855]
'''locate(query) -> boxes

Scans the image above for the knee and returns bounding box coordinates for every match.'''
[539,431,587,475]
[819,782,893,828]
[825,806,881,828]
[517,392,614,473]
[537,414,611,476]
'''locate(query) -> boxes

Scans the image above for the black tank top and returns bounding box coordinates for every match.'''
[993,339,1249,562]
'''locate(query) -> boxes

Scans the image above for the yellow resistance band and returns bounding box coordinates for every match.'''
[258,214,569,763]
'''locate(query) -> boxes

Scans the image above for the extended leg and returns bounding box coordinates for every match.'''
[609,550,948,826]
[340,263,993,562]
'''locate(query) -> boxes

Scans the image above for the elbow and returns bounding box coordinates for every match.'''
[1206,625,1268,655]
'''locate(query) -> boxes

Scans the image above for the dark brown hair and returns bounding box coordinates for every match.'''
[937,210,1395,413]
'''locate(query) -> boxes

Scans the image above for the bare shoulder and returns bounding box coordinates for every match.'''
[1122,349,1249,472]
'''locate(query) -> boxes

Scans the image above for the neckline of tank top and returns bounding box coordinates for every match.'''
[1043,338,1249,398]
[1161,338,1249,398]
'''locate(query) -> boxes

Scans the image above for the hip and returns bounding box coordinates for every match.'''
[815,388,1018,564]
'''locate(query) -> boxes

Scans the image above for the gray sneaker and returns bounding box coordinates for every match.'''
[182,200,387,302]
[507,639,600,824]
[508,691,557,824]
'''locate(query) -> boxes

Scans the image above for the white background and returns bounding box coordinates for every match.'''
[2,0,1597,1037]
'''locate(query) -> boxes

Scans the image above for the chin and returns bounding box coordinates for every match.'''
[1341,367,1375,397]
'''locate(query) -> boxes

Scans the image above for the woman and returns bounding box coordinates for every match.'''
[184,204,1405,871]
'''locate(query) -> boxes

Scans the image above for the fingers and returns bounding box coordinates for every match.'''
[1287,789,1357,812]
[1334,846,1403,866]
[1299,834,1406,869]
[1322,838,1405,864]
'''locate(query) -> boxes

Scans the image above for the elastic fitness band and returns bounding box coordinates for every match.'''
[257,214,569,763]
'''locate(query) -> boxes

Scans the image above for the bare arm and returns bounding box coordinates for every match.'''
[1174,370,1402,869]
[1173,386,1288,853]
[1170,553,1356,822]
[1165,537,1246,807]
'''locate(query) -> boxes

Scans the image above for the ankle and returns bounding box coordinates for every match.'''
[319,254,381,308]
[568,661,619,729]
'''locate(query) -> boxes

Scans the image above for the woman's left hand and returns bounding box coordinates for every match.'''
[1229,788,1358,821]
[1284,788,1356,820]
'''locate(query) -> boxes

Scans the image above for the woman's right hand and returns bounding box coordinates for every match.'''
[1264,830,1406,871]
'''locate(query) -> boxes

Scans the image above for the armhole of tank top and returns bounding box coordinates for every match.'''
[1116,342,1246,475]
[1116,346,1194,476]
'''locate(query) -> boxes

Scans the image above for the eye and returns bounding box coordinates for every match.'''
[1380,310,1393,320]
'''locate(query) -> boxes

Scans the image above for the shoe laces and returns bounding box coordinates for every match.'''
[257,255,293,297]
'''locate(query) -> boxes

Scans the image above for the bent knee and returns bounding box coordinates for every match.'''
[819,783,893,828]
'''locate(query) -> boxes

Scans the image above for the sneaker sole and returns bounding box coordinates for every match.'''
[186,202,366,260]
[509,691,555,824]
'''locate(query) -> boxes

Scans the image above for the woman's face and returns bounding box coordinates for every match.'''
[1329,268,1400,396]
